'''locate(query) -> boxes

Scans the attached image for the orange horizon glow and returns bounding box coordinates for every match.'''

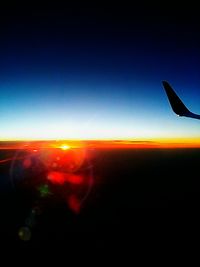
[0,138,200,150]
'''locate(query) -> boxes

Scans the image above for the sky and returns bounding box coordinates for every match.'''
[0,3,200,141]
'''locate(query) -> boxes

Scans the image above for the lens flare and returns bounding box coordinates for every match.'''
[10,146,94,215]
[0,141,96,240]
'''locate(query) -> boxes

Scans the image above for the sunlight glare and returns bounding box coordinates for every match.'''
[60,144,71,150]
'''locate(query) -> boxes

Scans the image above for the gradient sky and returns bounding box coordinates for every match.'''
[0,3,200,140]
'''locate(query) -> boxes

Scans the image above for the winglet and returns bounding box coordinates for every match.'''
[162,81,200,120]
[162,81,190,116]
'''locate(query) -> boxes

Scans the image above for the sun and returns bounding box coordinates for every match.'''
[60,144,71,150]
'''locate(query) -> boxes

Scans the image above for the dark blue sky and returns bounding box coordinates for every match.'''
[0,3,200,140]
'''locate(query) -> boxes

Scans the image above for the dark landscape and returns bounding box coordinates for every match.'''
[1,146,200,253]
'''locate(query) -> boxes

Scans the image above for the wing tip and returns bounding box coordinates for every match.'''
[162,80,191,117]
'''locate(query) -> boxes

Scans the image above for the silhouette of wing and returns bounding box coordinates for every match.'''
[162,81,200,120]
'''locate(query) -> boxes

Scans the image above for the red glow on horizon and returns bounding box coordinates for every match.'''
[1,139,200,150]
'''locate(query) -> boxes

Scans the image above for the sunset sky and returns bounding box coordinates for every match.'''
[0,3,200,142]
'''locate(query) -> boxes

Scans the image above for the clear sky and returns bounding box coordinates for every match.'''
[0,3,200,141]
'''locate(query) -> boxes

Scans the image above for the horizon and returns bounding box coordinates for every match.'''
[1,138,200,149]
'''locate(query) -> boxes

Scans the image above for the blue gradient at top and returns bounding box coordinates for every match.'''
[0,4,200,140]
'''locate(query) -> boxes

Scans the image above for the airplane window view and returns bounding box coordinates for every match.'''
[0,2,200,258]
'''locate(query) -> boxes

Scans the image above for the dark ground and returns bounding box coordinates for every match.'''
[1,148,200,257]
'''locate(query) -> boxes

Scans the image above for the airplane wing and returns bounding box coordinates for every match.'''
[162,81,200,120]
